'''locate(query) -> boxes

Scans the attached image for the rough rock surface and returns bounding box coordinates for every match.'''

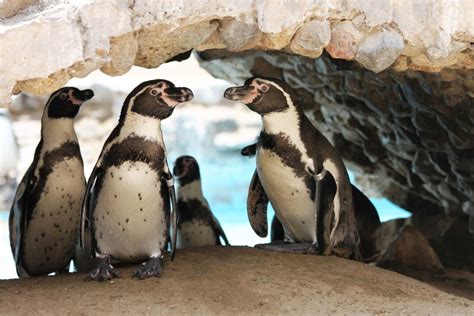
[1,0,473,106]
[0,247,473,313]
[377,225,444,272]
[373,215,474,272]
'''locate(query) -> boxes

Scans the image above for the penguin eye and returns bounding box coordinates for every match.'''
[150,88,159,96]
[59,93,68,100]
[261,85,268,92]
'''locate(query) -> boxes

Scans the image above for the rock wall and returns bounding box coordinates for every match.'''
[1,0,473,107]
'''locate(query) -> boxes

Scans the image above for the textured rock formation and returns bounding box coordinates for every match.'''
[373,215,474,271]
[376,225,444,272]
[1,0,473,107]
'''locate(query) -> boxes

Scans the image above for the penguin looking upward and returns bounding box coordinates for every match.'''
[81,79,193,281]
[224,77,360,259]
[173,156,230,248]
[9,87,94,277]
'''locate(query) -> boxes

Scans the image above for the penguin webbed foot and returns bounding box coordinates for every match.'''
[254,241,322,255]
[86,257,119,282]
[132,257,162,280]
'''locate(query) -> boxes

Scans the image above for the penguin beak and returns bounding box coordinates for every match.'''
[164,87,194,105]
[71,89,94,105]
[224,85,252,101]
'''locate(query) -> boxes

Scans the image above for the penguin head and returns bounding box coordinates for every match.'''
[46,87,94,119]
[173,155,201,185]
[223,77,293,115]
[127,79,194,120]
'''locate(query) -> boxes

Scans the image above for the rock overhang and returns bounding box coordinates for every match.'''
[1,0,473,106]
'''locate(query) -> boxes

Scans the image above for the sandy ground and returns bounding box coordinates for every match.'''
[0,247,472,315]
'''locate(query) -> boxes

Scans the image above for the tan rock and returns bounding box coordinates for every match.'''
[218,18,261,51]
[0,0,35,19]
[135,21,218,68]
[356,29,404,73]
[377,225,444,272]
[100,32,138,76]
[14,69,71,96]
[0,0,473,106]
[289,19,330,58]
[326,21,364,60]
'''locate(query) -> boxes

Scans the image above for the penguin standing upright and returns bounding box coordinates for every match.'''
[224,77,360,258]
[9,87,94,277]
[81,79,193,281]
[240,144,381,259]
[173,155,230,249]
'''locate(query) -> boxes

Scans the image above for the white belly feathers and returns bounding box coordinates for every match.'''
[94,161,166,261]
[257,149,316,243]
[23,157,85,274]
[177,220,216,249]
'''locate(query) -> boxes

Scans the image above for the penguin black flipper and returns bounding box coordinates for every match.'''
[241,143,257,156]
[211,212,230,246]
[80,165,103,252]
[247,170,269,237]
[164,173,178,261]
[10,164,35,268]
[270,215,285,242]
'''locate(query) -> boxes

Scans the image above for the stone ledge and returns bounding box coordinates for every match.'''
[0,247,472,314]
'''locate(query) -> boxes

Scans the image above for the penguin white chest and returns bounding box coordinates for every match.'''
[23,157,86,275]
[257,149,316,243]
[177,220,216,249]
[94,161,167,262]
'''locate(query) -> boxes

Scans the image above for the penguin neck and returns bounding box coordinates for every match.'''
[177,179,204,202]
[261,105,302,137]
[40,116,78,151]
[121,110,164,142]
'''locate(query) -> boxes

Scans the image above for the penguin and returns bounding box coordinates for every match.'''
[80,79,193,281]
[224,77,360,258]
[9,87,94,277]
[241,143,381,259]
[173,155,230,249]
